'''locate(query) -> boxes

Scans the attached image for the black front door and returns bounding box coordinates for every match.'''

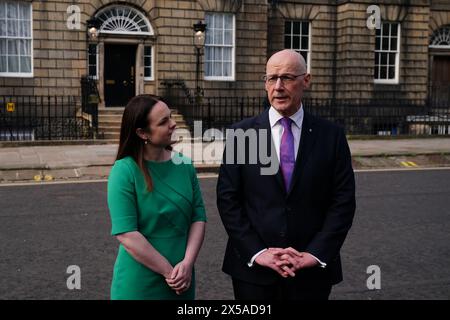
[104,44,136,107]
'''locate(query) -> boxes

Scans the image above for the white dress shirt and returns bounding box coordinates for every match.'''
[248,104,326,268]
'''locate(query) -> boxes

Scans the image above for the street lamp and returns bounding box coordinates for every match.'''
[84,17,102,137]
[193,21,207,100]
[87,18,101,40]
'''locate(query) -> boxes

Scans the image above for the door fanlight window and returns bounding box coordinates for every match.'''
[95,6,153,36]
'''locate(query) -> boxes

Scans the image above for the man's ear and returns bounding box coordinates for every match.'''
[303,74,311,89]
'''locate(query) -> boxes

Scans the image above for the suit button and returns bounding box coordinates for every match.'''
[279,232,286,238]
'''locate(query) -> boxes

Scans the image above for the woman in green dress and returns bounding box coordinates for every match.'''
[107,95,207,300]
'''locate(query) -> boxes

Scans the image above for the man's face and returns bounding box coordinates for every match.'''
[265,52,310,116]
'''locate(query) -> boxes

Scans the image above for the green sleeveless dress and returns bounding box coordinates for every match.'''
[107,153,207,300]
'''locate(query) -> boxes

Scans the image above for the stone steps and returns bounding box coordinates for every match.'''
[97,108,189,141]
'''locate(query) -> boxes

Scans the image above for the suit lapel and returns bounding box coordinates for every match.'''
[287,111,317,196]
[254,110,285,193]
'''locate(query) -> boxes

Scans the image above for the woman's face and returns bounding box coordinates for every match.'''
[146,101,177,147]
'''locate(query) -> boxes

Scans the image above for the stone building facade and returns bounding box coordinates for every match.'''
[1,0,449,106]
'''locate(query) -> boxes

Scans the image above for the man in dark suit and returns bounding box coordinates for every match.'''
[216,49,356,300]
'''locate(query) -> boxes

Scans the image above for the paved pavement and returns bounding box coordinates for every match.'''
[1,137,450,182]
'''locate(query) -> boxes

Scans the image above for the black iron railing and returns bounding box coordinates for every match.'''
[173,96,450,136]
[0,96,95,141]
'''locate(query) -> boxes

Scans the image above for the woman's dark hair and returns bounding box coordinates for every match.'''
[116,94,161,191]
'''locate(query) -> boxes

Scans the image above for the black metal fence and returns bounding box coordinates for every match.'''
[174,96,450,136]
[0,96,95,141]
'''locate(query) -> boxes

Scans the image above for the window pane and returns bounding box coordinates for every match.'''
[293,36,299,49]
[374,65,379,78]
[380,52,387,65]
[382,37,389,50]
[144,67,150,78]
[223,48,231,61]
[388,53,395,65]
[284,22,291,35]
[0,39,6,54]
[8,39,18,55]
[293,22,300,35]
[144,56,151,67]
[21,20,31,37]
[382,24,389,36]
[89,66,96,77]
[213,14,222,29]
[391,24,398,36]
[284,35,291,48]
[88,44,96,55]
[388,66,395,79]
[0,55,6,72]
[19,39,30,55]
[223,62,231,77]
[374,52,379,65]
[0,3,5,19]
[0,19,6,36]
[376,28,381,36]
[7,2,17,19]
[19,3,30,20]
[224,14,233,29]
[300,51,307,63]
[89,54,96,65]
[224,30,232,45]
[213,47,221,61]
[20,56,31,73]
[205,28,212,44]
[144,46,151,56]
[214,62,221,76]
[301,36,308,49]
[205,47,212,60]
[205,61,211,76]
[214,29,223,45]
[302,22,309,35]
[390,37,397,50]
[380,66,387,79]
[7,20,18,37]
[8,55,19,72]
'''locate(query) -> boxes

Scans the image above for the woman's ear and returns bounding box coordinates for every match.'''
[135,128,148,141]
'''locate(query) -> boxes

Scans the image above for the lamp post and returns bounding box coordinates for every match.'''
[85,17,101,138]
[87,18,101,40]
[193,21,207,102]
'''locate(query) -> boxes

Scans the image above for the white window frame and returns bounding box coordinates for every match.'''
[88,43,98,80]
[284,20,311,73]
[144,45,154,81]
[0,1,33,78]
[204,13,235,81]
[374,22,401,85]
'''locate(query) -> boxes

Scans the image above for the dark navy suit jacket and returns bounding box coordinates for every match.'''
[216,108,356,288]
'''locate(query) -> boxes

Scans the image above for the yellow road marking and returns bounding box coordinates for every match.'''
[400,161,410,167]
[400,161,419,167]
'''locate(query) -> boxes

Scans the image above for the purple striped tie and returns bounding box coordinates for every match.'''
[280,117,295,191]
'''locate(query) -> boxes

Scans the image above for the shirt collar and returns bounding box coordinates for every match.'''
[269,104,304,129]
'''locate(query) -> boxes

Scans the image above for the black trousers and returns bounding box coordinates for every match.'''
[232,278,332,301]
